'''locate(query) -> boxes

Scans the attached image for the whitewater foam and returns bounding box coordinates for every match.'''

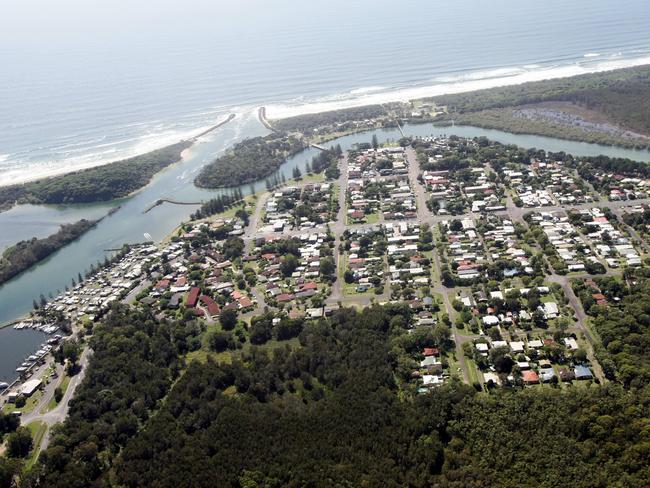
[267,54,650,120]
[0,121,225,187]
[350,86,388,95]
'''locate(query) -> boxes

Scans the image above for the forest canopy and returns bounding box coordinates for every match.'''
[22,303,650,488]
[194,133,306,188]
[0,219,99,285]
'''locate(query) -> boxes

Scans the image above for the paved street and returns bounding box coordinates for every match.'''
[233,144,648,385]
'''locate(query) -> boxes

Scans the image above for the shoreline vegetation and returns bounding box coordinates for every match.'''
[267,65,650,151]
[195,104,406,189]
[0,142,191,214]
[0,114,235,214]
[0,218,100,287]
[194,132,308,188]
[424,65,650,149]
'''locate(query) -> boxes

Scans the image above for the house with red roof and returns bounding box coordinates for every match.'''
[299,282,318,292]
[199,295,220,317]
[238,297,253,309]
[154,279,170,293]
[522,370,539,384]
[186,287,200,308]
[423,347,439,357]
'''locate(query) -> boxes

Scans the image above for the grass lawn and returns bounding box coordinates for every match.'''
[186,349,233,365]
[243,337,301,353]
[26,421,48,468]
[464,357,482,386]
[343,283,376,296]
[2,390,43,415]
[347,211,380,226]
[446,354,463,381]
[445,291,459,320]
[43,375,71,413]
[293,172,325,184]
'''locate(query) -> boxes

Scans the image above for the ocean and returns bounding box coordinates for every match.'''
[1,0,650,185]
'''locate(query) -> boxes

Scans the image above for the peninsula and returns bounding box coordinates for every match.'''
[0,114,235,213]
[0,218,99,286]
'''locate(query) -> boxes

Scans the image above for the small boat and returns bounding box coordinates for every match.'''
[0,382,9,390]
[15,367,27,373]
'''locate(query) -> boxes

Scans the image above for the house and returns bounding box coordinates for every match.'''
[522,370,539,384]
[540,369,556,383]
[154,279,170,293]
[483,372,501,386]
[558,369,575,382]
[482,315,499,326]
[420,356,443,373]
[306,307,324,319]
[238,297,253,309]
[423,347,439,357]
[199,295,220,317]
[510,341,525,353]
[422,375,444,387]
[168,293,183,309]
[543,302,559,319]
[475,343,489,353]
[276,293,294,303]
[19,379,42,397]
[564,337,579,350]
[186,287,200,308]
[574,365,593,380]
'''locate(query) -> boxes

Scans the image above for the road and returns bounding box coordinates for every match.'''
[546,274,606,382]
[21,348,92,454]
[222,145,646,387]
[328,152,349,304]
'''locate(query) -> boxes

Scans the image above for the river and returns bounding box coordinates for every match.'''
[1,121,650,380]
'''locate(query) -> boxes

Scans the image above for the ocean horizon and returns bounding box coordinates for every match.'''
[1,0,650,185]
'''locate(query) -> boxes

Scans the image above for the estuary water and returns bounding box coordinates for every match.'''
[2,122,650,380]
[1,122,650,327]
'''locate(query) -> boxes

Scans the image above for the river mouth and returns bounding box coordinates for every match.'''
[1,119,650,379]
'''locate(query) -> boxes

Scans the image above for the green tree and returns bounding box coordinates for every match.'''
[220,309,238,331]
[7,426,33,458]
[280,254,299,277]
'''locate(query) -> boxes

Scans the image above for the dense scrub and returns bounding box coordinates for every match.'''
[110,305,650,488]
[453,107,650,149]
[0,219,98,285]
[194,133,306,188]
[272,103,405,133]
[0,141,191,211]
[429,65,650,147]
[574,268,650,388]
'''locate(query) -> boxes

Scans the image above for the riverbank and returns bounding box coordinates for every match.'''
[270,64,650,151]
[3,115,650,331]
[0,218,101,287]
